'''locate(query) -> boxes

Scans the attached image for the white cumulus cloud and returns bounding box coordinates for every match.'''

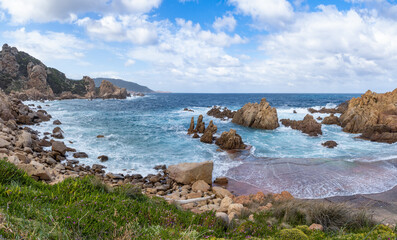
[213,14,237,32]
[229,0,294,29]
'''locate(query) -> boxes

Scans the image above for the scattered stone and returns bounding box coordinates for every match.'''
[215,212,229,225]
[192,180,210,192]
[228,203,244,216]
[322,141,338,148]
[183,108,194,112]
[214,176,228,185]
[273,191,294,201]
[192,133,199,138]
[53,120,62,125]
[213,186,233,199]
[309,223,324,231]
[51,141,68,156]
[154,165,166,171]
[293,110,297,114]
[97,135,105,138]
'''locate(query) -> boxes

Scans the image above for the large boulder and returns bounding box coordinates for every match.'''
[167,161,213,185]
[215,129,246,150]
[52,141,68,156]
[281,114,322,136]
[17,161,52,181]
[99,80,127,99]
[232,98,279,130]
[15,131,32,148]
[187,117,196,135]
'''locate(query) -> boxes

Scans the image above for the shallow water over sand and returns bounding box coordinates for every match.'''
[26,93,397,198]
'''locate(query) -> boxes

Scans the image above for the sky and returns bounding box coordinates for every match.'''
[0,0,397,93]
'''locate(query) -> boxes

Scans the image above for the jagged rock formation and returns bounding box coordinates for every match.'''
[98,80,128,99]
[232,98,279,130]
[207,106,235,119]
[195,115,205,133]
[0,44,128,100]
[281,114,322,136]
[322,114,340,125]
[340,89,397,143]
[215,129,246,150]
[187,117,196,135]
[200,120,217,144]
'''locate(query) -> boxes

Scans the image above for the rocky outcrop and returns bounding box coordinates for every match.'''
[215,129,246,150]
[195,115,205,133]
[83,76,96,99]
[167,161,213,185]
[308,102,348,115]
[322,114,340,125]
[187,117,196,135]
[99,80,128,99]
[200,120,217,144]
[281,114,322,136]
[26,62,54,98]
[207,106,235,120]
[322,141,338,148]
[232,98,279,130]
[340,89,397,143]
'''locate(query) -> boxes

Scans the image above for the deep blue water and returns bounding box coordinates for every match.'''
[27,93,397,198]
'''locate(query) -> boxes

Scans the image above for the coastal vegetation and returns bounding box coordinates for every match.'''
[0,159,395,240]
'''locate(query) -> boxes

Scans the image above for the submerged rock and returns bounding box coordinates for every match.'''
[281,114,322,136]
[52,127,64,139]
[232,98,279,130]
[322,141,338,148]
[167,161,213,185]
[215,129,246,150]
[73,152,88,158]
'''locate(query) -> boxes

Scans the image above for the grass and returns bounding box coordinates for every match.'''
[0,159,395,240]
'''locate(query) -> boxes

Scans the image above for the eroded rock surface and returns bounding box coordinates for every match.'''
[281,114,322,136]
[232,98,279,130]
[215,129,246,150]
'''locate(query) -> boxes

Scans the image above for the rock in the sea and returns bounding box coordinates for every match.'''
[98,155,109,162]
[167,161,213,185]
[187,117,196,135]
[340,89,397,143]
[281,114,322,136]
[183,108,194,112]
[53,120,62,125]
[73,152,88,158]
[322,114,340,125]
[207,106,235,119]
[215,129,246,150]
[99,80,128,99]
[232,98,279,130]
[52,127,64,139]
[214,176,229,185]
[200,120,217,144]
[195,115,205,133]
[322,141,338,148]
[192,133,199,138]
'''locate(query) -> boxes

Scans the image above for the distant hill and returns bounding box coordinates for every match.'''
[93,78,153,93]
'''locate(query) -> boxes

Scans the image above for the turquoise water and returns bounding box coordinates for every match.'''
[26,93,397,198]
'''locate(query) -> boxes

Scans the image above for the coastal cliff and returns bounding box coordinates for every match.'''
[0,44,128,100]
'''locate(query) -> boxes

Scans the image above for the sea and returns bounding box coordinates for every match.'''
[26,93,397,199]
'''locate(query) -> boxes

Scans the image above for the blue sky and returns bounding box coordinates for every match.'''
[1,0,397,93]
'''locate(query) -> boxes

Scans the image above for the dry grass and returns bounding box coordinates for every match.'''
[271,199,376,231]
